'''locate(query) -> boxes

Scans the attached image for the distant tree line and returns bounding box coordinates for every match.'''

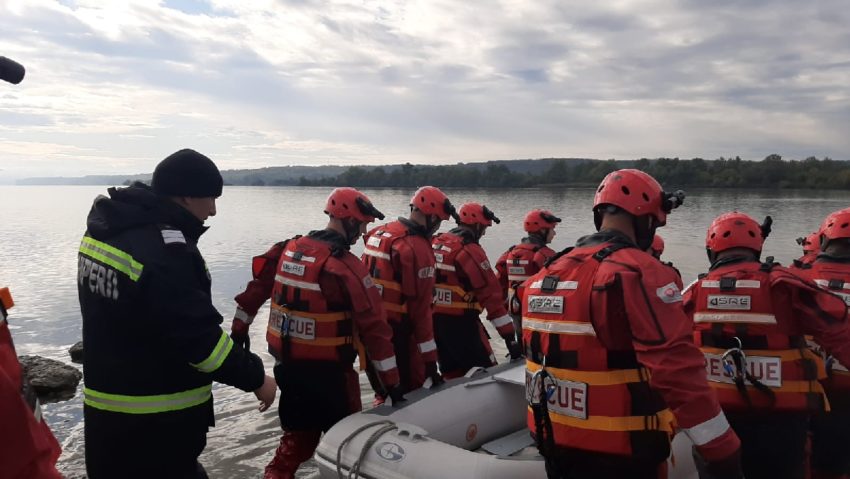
[298,155,850,189]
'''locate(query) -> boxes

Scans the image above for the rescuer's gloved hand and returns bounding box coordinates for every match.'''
[387,384,407,406]
[503,335,523,360]
[425,361,444,387]
[230,318,250,352]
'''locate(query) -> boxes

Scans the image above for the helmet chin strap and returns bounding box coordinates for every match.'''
[342,218,362,244]
[424,214,440,236]
[633,215,656,251]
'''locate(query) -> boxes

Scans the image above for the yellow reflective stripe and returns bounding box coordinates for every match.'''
[435,302,483,311]
[84,385,212,414]
[528,406,675,433]
[526,361,647,386]
[79,236,144,281]
[191,330,233,373]
[287,336,350,346]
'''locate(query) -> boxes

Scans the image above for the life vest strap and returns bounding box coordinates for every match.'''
[527,361,649,386]
[528,406,676,433]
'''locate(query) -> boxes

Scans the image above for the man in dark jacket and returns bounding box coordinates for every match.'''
[78,149,277,479]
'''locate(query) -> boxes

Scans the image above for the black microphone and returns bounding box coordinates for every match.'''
[0,56,26,85]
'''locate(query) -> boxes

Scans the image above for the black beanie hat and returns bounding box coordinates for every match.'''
[151,149,223,197]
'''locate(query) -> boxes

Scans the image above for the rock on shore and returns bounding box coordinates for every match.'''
[18,355,82,403]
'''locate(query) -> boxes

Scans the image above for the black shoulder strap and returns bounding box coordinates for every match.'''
[760,256,779,272]
[592,242,632,262]
[792,259,812,270]
[544,246,574,267]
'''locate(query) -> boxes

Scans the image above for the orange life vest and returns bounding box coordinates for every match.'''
[268,236,353,363]
[523,243,674,460]
[432,233,482,316]
[362,221,410,320]
[803,261,850,393]
[692,261,827,412]
[504,242,552,316]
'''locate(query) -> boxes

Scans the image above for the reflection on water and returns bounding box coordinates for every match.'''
[1,185,849,477]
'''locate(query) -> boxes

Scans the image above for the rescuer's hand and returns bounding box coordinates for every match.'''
[253,374,277,412]
[230,318,250,352]
[425,361,444,387]
[503,335,523,360]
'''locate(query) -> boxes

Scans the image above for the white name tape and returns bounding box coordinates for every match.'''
[704,353,782,388]
[435,288,452,305]
[525,371,587,419]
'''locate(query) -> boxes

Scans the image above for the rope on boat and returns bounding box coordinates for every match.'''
[336,420,398,479]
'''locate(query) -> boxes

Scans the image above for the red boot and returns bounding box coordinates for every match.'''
[263,430,322,479]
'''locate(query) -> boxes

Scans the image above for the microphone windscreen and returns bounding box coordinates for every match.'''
[0,56,26,85]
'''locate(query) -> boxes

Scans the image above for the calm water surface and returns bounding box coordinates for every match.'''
[1,185,849,478]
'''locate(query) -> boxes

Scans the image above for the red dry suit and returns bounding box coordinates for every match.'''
[683,257,850,413]
[0,289,62,479]
[798,256,850,477]
[233,230,399,429]
[522,232,740,474]
[432,228,515,378]
[798,257,850,398]
[361,218,438,393]
[495,236,556,316]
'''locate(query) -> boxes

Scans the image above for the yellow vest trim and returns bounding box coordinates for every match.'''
[527,361,648,386]
[528,406,675,433]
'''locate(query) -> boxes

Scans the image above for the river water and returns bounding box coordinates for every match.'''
[1,185,849,478]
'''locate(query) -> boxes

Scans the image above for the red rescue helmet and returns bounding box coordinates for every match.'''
[410,186,457,221]
[651,234,665,256]
[593,169,683,227]
[796,231,820,254]
[820,209,850,248]
[324,187,385,223]
[458,202,500,227]
[705,212,771,254]
[524,209,561,233]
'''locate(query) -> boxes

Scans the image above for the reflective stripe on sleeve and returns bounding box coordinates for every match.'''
[275,275,322,291]
[191,330,234,373]
[418,339,437,354]
[371,356,398,372]
[491,314,513,328]
[363,248,391,261]
[683,411,732,446]
[79,236,144,281]
[84,384,212,414]
[234,308,255,324]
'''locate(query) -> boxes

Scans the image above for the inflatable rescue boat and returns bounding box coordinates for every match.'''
[314,360,698,479]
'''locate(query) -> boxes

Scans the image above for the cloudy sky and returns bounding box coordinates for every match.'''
[0,0,848,180]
